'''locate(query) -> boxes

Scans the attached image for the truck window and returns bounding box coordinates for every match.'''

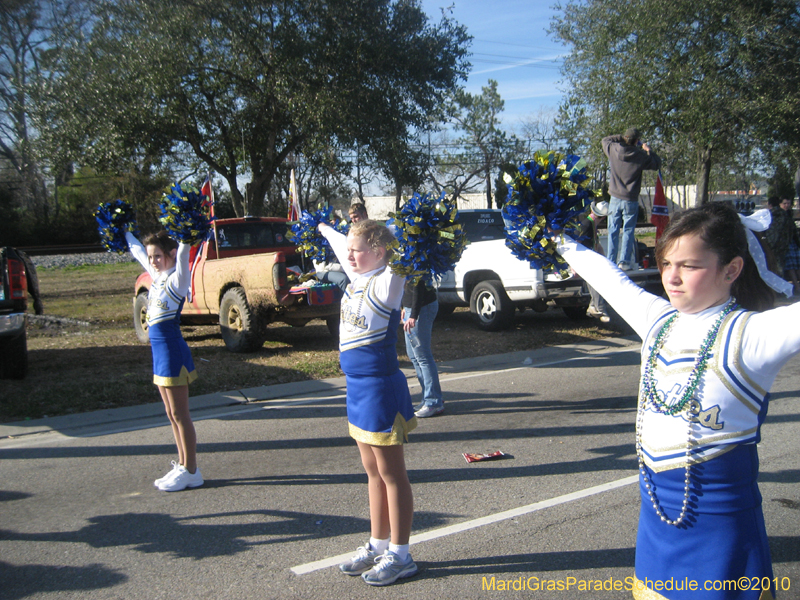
[216,223,286,250]
[460,212,506,242]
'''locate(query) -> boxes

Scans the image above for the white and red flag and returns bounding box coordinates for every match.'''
[200,174,215,218]
[651,172,669,241]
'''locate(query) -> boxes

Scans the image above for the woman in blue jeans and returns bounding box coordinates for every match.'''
[402,278,444,417]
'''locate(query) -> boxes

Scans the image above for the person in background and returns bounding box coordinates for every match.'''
[580,199,611,323]
[402,277,444,417]
[764,195,794,275]
[780,197,800,296]
[349,202,369,223]
[602,127,661,271]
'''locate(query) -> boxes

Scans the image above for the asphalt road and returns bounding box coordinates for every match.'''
[2,336,800,600]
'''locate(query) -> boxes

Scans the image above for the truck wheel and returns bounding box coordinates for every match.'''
[133,292,150,343]
[219,288,263,353]
[469,280,515,331]
[325,314,340,338]
[562,305,589,320]
[0,331,28,380]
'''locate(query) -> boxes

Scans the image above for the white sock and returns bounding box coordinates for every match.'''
[370,537,389,553]
[389,543,409,560]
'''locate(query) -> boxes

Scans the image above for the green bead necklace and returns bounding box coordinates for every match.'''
[637,298,739,526]
[642,298,738,415]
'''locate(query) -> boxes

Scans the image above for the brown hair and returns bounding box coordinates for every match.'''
[655,202,774,311]
[349,219,396,255]
[143,230,178,254]
[349,202,368,216]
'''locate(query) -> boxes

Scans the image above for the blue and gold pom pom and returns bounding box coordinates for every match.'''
[158,182,215,245]
[502,151,599,278]
[388,191,468,286]
[94,199,139,254]
[286,205,349,262]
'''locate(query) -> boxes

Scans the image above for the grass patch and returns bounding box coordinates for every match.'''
[2,261,624,422]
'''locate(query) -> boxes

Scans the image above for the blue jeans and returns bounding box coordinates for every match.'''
[403,300,443,408]
[318,270,349,293]
[606,196,638,266]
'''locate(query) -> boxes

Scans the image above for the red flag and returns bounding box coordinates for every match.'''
[287,169,301,221]
[651,172,669,241]
[200,175,215,219]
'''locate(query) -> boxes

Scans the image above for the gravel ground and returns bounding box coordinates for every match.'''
[29,252,137,270]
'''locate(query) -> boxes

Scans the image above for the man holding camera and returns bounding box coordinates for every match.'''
[602,127,661,271]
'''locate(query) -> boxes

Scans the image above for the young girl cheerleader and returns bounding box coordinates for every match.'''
[126,230,203,493]
[553,202,796,599]
[318,219,419,587]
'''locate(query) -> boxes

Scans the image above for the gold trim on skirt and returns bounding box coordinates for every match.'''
[349,413,418,446]
[154,366,197,387]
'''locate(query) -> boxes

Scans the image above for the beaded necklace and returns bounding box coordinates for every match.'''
[636,298,738,526]
[642,299,738,415]
[342,272,379,333]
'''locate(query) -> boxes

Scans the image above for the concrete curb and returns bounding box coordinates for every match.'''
[0,335,639,441]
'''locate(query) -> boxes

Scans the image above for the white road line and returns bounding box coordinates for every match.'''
[290,474,639,575]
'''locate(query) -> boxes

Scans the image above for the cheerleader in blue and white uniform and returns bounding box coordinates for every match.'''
[555,202,798,599]
[126,230,203,493]
[318,219,419,587]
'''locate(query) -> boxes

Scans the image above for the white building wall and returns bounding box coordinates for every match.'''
[360,193,494,221]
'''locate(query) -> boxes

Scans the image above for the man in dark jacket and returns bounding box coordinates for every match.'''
[602,128,661,270]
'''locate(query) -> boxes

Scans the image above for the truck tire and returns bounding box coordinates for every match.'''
[219,288,263,353]
[133,292,150,343]
[326,314,340,338]
[0,331,28,380]
[469,280,515,331]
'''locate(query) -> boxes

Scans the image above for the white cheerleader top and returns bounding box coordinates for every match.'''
[557,238,800,472]
[319,226,404,353]
[127,232,191,326]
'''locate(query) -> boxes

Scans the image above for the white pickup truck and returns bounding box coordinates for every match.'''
[437,209,663,330]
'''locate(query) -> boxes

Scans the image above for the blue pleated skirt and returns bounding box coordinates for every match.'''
[634,444,774,600]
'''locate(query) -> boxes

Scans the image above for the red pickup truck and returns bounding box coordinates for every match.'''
[0,247,31,378]
[133,216,341,353]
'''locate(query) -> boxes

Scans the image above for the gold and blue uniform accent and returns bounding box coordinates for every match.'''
[341,307,417,446]
[127,233,197,387]
[333,261,417,446]
[637,309,767,473]
[634,309,774,600]
[552,240,799,600]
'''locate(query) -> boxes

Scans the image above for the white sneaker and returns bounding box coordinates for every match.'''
[154,460,180,488]
[617,262,632,271]
[361,550,418,586]
[158,466,204,492]
[339,543,381,575]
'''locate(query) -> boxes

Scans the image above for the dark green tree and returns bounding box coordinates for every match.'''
[1,0,88,235]
[550,0,800,204]
[431,80,524,207]
[43,0,470,216]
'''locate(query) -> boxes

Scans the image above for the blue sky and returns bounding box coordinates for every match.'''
[420,0,567,129]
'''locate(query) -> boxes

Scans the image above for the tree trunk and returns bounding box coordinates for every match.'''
[226,174,246,217]
[485,169,492,209]
[696,145,713,206]
[794,161,800,201]
[395,183,402,212]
